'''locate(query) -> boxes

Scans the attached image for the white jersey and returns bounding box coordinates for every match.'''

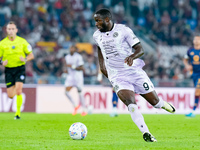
[93,24,145,80]
[64,52,84,89]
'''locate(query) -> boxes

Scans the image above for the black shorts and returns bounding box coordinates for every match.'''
[5,65,26,88]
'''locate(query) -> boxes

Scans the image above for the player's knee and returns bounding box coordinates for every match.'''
[128,104,138,112]
[7,94,15,99]
[195,92,200,96]
[16,90,22,95]
[195,89,200,96]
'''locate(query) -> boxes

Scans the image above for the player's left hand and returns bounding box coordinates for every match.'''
[20,56,26,62]
[124,55,134,66]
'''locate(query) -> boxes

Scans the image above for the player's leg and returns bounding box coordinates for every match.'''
[14,65,26,119]
[140,91,175,113]
[65,86,80,115]
[64,77,79,109]
[110,89,118,117]
[5,68,16,98]
[7,86,18,119]
[76,76,87,116]
[185,89,200,117]
[111,73,156,142]
[135,69,175,113]
[7,86,16,98]
[77,87,87,116]
[14,82,23,119]
[5,67,19,119]
[186,77,200,117]
[193,88,200,112]
[65,86,76,106]
[117,89,156,142]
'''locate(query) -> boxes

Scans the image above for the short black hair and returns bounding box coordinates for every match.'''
[194,33,200,37]
[95,8,112,19]
[70,45,79,51]
[7,21,17,26]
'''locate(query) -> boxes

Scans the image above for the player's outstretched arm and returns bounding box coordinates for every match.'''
[125,43,144,66]
[97,46,108,78]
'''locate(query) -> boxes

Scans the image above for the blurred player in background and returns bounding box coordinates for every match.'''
[97,70,118,117]
[183,35,200,117]
[93,8,176,142]
[110,90,118,117]
[0,21,34,119]
[64,45,87,116]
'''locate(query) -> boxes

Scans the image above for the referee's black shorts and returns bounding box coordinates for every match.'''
[5,65,26,88]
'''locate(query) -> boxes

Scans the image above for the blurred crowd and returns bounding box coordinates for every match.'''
[134,0,200,46]
[0,0,198,86]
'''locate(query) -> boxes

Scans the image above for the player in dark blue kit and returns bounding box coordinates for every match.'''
[110,90,119,117]
[184,35,200,117]
[97,69,119,117]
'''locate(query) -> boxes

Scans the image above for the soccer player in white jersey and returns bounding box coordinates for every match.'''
[64,45,87,116]
[93,8,176,142]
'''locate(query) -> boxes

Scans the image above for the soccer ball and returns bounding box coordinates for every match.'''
[69,122,87,140]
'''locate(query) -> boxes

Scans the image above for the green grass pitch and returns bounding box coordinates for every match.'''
[1,113,200,150]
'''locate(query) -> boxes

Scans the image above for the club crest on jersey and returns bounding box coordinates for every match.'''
[113,32,118,38]
[20,75,25,80]
[12,46,15,49]
[193,55,199,62]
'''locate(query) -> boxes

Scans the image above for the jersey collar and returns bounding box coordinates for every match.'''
[7,35,18,42]
[105,23,116,35]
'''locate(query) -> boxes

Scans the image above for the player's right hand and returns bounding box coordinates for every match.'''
[2,60,8,66]
[125,55,134,66]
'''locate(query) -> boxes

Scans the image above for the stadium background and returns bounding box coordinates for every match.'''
[0,0,199,114]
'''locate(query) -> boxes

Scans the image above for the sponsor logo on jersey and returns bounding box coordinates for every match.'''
[20,75,25,80]
[27,44,32,52]
[193,55,199,62]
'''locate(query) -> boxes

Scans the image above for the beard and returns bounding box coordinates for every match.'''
[99,22,108,32]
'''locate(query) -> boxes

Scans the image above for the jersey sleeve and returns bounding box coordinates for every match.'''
[184,54,189,59]
[93,32,99,47]
[185,48,192,59]
[23,40,32,54]
[124,26,140,47]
